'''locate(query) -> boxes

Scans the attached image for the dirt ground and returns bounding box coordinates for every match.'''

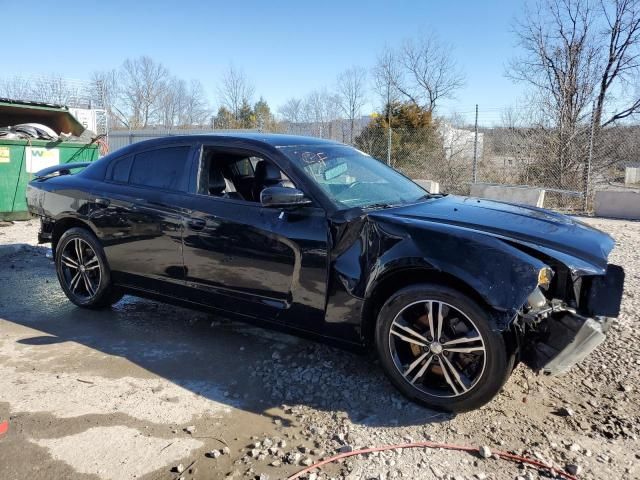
[0,218,638,480]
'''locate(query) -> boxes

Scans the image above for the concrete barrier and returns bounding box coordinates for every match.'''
[594,189,640,220]
[413,179,440,194]
[470,183,546,207]
[625,167,640,185]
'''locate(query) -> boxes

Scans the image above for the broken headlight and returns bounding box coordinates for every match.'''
[537,267,554,290]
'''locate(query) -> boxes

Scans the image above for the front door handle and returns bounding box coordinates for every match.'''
[186,218,206,231]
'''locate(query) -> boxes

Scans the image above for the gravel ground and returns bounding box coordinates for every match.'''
[0,217,638,480]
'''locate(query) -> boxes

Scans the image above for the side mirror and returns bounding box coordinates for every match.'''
[260,186,312,208]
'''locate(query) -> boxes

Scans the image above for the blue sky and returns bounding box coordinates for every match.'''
[0,0,525,122]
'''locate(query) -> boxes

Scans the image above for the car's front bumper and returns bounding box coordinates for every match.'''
[522,264,624,375]
[530,263,624,375]
[584,264,625,317]
[540,314,613,375]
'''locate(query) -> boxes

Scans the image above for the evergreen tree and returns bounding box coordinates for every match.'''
[355,102,441,169]
[238,100,255,128]
[254,97,277,131]
[215,106,235,129]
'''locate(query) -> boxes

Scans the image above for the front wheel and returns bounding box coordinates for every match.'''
[55,227,123,309]
[375,283,513,412]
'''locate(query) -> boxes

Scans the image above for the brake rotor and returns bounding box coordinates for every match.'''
[411,312,444,375]
[409,312,430,357]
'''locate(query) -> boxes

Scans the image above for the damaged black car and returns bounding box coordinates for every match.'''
[26,134,625,412]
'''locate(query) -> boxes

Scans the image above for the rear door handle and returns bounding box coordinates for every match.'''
[186,218,206,231]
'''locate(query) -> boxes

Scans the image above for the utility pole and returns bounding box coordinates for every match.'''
[472,104,479,183]
[387,124,392,166]
[387,107,392,166]
[584,101,597,212]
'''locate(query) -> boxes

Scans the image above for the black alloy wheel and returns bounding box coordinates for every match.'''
[55,228,122,308]
[375,283,513,412]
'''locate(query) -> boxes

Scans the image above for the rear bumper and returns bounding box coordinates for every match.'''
[37,217,53,244]
[540,315,613,375]
[37,230,51,244]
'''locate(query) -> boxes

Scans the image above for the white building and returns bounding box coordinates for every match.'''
[440,122,483,161]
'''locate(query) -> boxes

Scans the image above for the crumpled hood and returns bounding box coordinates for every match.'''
[371,195,615,274]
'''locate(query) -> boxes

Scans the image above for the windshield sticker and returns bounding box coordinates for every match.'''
[324,162,348,180]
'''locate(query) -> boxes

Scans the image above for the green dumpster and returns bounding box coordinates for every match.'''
[0,99,100,220]
[0,140,99,220]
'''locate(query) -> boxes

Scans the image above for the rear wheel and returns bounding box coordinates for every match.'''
[55,227,123,309]
[375,283,513,412]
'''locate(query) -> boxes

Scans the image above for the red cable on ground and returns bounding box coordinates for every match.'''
[286,441,578,480]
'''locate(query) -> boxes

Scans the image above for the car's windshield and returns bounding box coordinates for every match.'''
[279,145,427,209]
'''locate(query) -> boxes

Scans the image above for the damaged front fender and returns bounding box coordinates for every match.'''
[329,212,548,333]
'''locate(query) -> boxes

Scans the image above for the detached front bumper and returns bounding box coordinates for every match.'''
[529,264,624,375]
[539,314,613,375]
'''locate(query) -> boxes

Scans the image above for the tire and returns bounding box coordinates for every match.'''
[55,227,123,309]
[375,283,513,413]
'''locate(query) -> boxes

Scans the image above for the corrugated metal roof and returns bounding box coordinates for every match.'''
[0,97,68,111]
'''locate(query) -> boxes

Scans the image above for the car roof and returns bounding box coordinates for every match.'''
[204,132,342,147]
[81,133,345,181]
[116,132,342,152]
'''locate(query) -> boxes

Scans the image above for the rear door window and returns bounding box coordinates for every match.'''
[129,146,191,191]
[107,155,133,183]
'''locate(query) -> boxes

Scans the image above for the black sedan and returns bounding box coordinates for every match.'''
[26,134,624,412]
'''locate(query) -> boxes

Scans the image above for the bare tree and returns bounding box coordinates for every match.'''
[371,47,403,164]
[398,33,466,112]
[0,75,86,107]
[372,46,402,111]
[511,0,640,128]
[278,97,304,123]
[593,0,640,127]
[91,69,127,127]
[160,77,186,129]
[302,89,340,138]
[181,80,210,126]
[336,66,368,142]
[509,0,640,191]
[118,56,169,128]
[218,65,254,122]
[160,78,210,129]
[93,66,208,130]
[0,76,31,101]
[30,76,81,106]
[509,0,599,190]
[509,1,596,129]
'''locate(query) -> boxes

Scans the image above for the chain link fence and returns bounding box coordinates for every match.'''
[347,115,640,212]
[107,110,640,212]
[476,121,640,211]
